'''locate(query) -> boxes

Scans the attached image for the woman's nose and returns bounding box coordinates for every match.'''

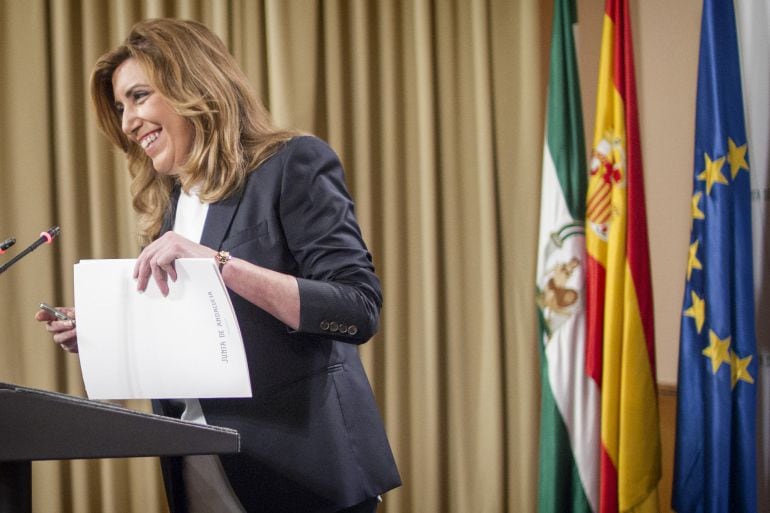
[121,106,140,136]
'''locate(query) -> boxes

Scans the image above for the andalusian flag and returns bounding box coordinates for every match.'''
[672,0,757,511]
[536,0,599,511]
[584,0,660,512]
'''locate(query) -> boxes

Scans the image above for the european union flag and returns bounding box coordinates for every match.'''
[672,0,757,512]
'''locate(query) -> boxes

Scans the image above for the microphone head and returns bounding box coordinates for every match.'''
[40,226,61,245]
[0,238,15,253]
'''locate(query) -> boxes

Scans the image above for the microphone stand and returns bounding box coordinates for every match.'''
[0,227,60,276]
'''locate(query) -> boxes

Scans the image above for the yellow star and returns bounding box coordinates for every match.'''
[730,351,754,388]
[697,153,728,194]
[727,138,749,179]
[687,240,703,280]
[702,330,731,374]
[683,290,706,334]
[691,192,705,220]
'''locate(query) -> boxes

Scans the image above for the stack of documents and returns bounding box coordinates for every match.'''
[74,258,252,400]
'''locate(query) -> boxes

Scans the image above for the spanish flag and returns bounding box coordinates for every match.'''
[584,1,661,512]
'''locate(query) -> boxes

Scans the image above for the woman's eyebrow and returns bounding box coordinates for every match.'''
[116,82,148,100]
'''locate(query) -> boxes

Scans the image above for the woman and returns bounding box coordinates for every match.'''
[37,18,400,513]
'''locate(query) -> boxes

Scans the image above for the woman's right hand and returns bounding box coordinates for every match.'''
[35,307,78,353]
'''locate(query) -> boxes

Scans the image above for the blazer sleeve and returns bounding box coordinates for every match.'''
[279,137,382,344]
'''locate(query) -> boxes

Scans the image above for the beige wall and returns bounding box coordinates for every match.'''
[576,0,702,386]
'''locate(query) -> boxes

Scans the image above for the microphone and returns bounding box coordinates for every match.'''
[0,238,15,254]
[0,226,60,276]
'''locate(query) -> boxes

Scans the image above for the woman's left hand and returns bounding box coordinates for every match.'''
[133,232,216,296]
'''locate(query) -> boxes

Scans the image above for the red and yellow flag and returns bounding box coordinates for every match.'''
[584,1,661,512]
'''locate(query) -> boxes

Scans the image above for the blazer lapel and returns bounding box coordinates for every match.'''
[199,192,241,250]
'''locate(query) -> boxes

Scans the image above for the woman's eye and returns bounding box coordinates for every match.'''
[133,91,149,102]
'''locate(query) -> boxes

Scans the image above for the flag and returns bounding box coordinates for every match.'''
[536,0,599,511]
[584,0,661,511]
[672,0,758,511]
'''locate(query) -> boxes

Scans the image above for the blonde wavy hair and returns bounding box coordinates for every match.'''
[91,18,296,245]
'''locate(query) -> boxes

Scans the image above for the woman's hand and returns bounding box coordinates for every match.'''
[35,307,78,353]
[133,231,216,296]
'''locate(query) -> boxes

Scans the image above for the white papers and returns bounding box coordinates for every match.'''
[73,258,252,400]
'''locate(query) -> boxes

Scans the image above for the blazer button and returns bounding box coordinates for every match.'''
[320,320,330,331]
[329,321,339,332]
[339,324,348,334]
[348,325,358,336]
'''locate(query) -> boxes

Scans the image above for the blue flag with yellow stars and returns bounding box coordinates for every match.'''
[672,0,757,512]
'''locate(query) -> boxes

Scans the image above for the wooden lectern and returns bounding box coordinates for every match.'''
[0,382,240,513]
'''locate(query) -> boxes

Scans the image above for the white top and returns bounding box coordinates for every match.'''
[172,186,245,513]
[173,185,209,246]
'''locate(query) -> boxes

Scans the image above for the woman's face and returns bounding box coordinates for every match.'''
[112,58,193,175]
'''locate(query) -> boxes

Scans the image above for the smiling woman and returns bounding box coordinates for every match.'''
[89,19,298,247]
[37,17,401,513]
[111,58,194,176]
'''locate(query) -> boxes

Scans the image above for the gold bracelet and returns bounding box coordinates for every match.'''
[215,250,231,271]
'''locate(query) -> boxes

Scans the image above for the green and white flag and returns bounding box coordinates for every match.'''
[535,0,599,512]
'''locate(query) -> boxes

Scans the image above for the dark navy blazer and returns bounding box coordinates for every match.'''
[152,136,401,513]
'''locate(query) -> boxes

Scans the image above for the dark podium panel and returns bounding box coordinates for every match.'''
[0,382,240,513]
